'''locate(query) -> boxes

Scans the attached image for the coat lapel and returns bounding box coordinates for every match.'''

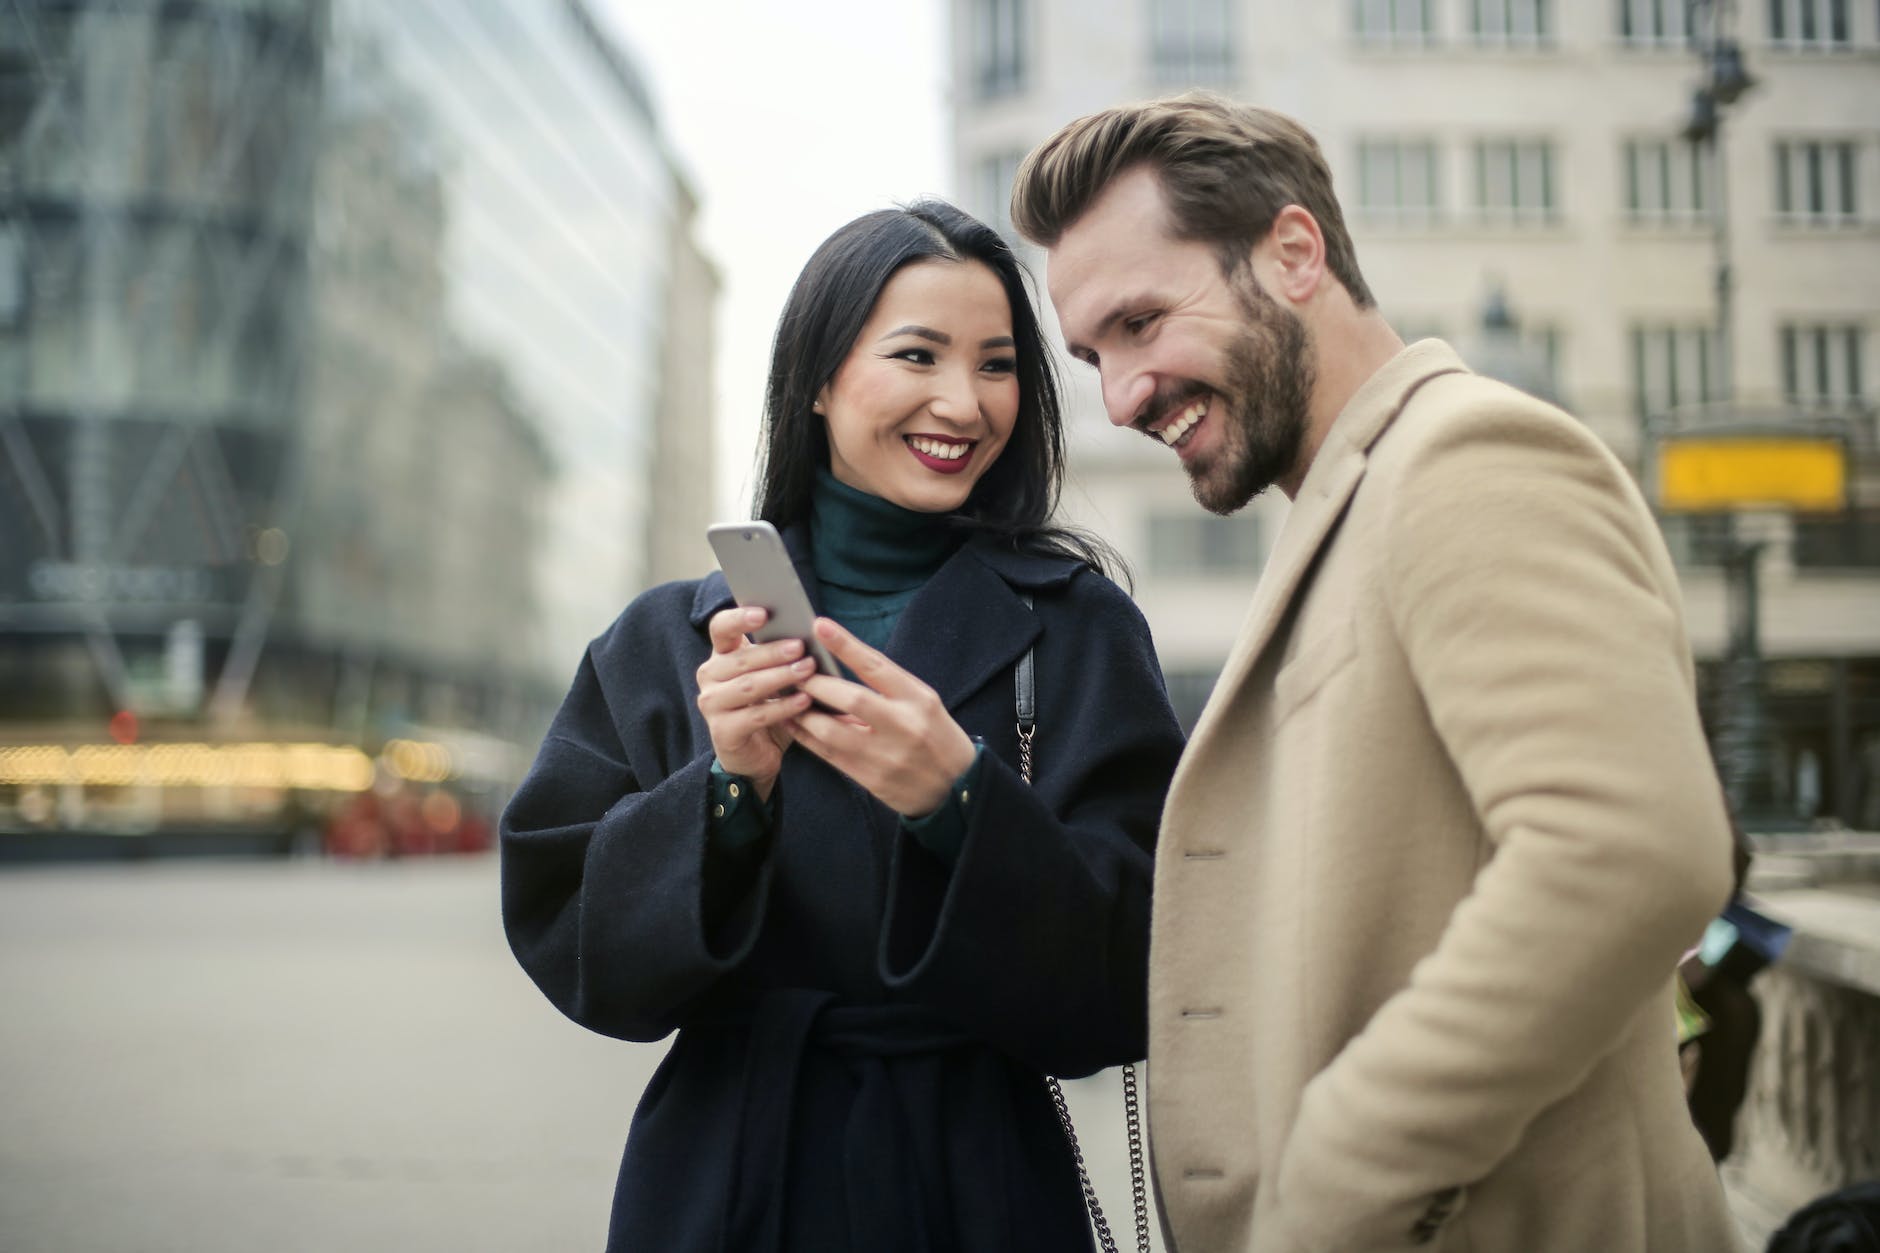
[886,540,1077,713]
[1185,342,1470,747]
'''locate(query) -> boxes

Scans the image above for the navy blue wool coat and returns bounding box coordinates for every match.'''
[500,527,1184,1253]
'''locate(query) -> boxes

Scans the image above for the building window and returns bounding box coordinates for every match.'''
[1470,0,1554,43]
[1774,139,1861,223]
[972,0,1028,98]
[975,150,1025,239]
[1150,0,1235,84]
[0,222,25,331]
[1630,324,1720,420]
[1354,0,1435,44]
[1161,666,1219,733]
[1528,325,1565,398]
[1146,511,1265,576]
[1473,138,1557,221]
[1358,138,1442,220]
[1767,0,1853,48]
[1781,323,1866,407]
[1623,137,1715,221]
[1616,0,1692,44]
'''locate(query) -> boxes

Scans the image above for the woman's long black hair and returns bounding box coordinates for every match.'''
[751,199,1122,581]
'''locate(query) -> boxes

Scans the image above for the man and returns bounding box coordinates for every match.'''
[1012,93,1739,1252]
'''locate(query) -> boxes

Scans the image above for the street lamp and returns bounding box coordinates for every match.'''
[1675,2,1791,825]
[1683,2,1756,404]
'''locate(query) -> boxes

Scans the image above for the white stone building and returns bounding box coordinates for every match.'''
[950,0,1880,825]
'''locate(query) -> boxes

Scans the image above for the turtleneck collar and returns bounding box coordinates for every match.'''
[810,467,961,593]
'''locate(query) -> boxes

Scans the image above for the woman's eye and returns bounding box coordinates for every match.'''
[890,348,935,366]
[982,357,1017,375]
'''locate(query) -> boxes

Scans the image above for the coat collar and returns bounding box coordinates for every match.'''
[688,524,1079,712]
[1187,340,1469,743]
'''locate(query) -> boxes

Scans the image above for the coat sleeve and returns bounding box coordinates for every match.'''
[1269,392,1736,1250]
[500,608,773,1043]
[878,573,1184,1078]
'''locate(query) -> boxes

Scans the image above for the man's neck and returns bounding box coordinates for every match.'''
[1278,308,1406,500]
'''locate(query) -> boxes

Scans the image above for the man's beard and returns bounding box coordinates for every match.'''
[1186,272,1315,515]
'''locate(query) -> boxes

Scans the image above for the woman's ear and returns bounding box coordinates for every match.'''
[811,386,827,415]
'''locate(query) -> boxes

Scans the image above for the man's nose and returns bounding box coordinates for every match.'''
[1102,368,1154,429]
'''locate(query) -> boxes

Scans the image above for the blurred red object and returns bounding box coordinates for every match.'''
[324,792,388,859]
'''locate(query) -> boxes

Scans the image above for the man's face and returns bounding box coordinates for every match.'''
[1047,166,1315,514]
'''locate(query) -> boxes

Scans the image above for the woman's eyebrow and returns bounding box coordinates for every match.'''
[881,324,949,345]
[980,335,1015,350]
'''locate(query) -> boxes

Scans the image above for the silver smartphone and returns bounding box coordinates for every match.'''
[706,520,840,676]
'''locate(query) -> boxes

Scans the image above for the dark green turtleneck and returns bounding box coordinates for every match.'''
[809,467,961,650]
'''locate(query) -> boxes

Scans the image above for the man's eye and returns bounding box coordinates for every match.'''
[1125,313,1157,335]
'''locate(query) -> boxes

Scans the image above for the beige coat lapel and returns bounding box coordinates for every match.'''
[1183,341,1470,751]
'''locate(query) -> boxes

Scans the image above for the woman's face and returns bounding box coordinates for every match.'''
[816,258,1020,513]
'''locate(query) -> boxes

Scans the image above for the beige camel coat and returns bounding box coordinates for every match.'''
[1147,341,1741,1253]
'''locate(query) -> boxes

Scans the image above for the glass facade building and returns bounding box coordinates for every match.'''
[0,0,717,847]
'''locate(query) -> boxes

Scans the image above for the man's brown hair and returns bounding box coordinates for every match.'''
[1010,91,1374,308]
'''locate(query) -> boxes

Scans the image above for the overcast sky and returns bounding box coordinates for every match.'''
[594,0,954,518]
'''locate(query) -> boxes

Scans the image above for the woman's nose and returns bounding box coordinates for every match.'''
[929,367,979,423]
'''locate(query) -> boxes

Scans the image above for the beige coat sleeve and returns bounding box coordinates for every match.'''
[1270,395,1736,1249]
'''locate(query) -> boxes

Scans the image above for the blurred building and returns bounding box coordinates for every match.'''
[0,0,715,849]
[950,0,1880,827]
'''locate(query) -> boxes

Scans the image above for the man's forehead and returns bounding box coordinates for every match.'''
[1052,167,1171,269]
[1046,168,1180,330]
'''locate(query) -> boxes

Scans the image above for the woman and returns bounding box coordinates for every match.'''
[501,200,1183,1252]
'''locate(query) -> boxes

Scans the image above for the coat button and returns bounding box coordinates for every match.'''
[712,804,725,818]
[728,782,741,799]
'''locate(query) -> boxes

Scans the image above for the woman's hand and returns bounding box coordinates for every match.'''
[790,618,977,818]
[695,608,815,800]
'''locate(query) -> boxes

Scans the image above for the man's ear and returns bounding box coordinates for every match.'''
[1262,205,1327,304]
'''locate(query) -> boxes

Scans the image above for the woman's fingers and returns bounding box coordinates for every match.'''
[697,630,804,690]
[697,655,817,714]
[812,618,922,699]
[707,606,765,654]
[731,690,811,735]
[796,674,873,724]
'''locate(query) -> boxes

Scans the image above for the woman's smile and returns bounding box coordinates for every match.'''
[905,434,978,473]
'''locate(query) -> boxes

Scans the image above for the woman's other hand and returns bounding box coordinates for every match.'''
[791,618,977,818]
[696,608,815,800]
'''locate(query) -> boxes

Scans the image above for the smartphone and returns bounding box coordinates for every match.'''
[706,521,840,677]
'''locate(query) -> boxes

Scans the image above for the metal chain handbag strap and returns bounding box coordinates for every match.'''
[1016,596,1151,1253]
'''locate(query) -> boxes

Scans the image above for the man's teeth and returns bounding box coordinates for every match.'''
[1159,398,1208,446]
[909,436,971,460]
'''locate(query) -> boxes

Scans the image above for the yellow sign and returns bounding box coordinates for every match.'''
[1657,437,1847,513]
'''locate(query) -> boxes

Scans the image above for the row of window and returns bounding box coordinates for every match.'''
[1634,322,1866,416]
[1359,0,1870,47]
[976,137,1865,227]
[972,0,1876,99]
[1398,321,1866,415]
[1353,136,1864,223]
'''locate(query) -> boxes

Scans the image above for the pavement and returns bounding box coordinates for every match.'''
[0,856,1785,1252]
[0,856,1147,1252]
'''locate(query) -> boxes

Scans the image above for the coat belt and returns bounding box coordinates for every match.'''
[705,988,975,1253]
